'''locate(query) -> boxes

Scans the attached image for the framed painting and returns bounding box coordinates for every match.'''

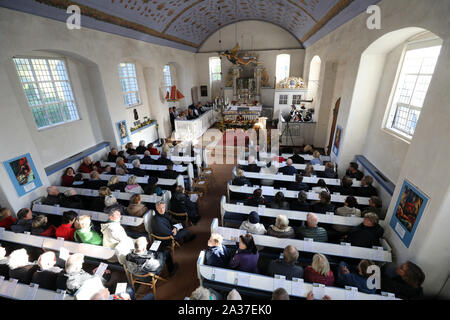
[389,179,429,248]
[3,153,43,197]
[116,120,130,145]
[332,125,342,156]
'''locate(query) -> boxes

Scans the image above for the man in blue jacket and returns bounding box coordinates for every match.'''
[278,159,298,176]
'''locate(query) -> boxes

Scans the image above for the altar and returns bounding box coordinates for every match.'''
[174,109,217,141]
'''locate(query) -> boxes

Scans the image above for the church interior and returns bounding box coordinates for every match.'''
[0,0,449,303]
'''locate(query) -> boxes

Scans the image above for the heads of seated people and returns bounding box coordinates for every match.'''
[139,140,145,147]
[286,158,293,166]
[253,188,263,199]
[90,171,100,180]
[155,201,166,215]
[0,207,12,222]
[296,174,304,183]
[64,167,75,177]
[17,208,32,221]
[342,176,353,188]
[236,169,245,177]
[248,155,256,165]
[99,186,112,198]
[108,210,121,223]
[127,175,138,186]
[348,162,359,173]
[248,211,260,224]
[345,196,358,208]
[65,253,84,274]
[238,234,257,254]
[32,215,47,229]
[325,162,335,170]
[363,212,379,227]
[134,237,148,254]
[318,191,331,204]
[369,196,382,208]
[298,191,308,203]
[144,150,151,157]
[104,195,118,208]
[306,213,319,228]
[129,194,142,206]
[64,188,78,198]
[272,287,290,300]
[110,148,118,156]
[304,164,315,177]
[125,142,134,151]
[83,157,92,166]
[283,245,299,265]
[37,251,57,271]
[361,175,373,187]
[107,175,120,187]
[303,145,313,154]
[132,159,140,168]
[190,286,214,300]
[227,289,242,300]
[7,248,29,270]
[311,253,331,276]
[274,214,291,230]
[397,261,425,289]
[207,233,223,248]
[116,157,125,167]
[62,210,78,225]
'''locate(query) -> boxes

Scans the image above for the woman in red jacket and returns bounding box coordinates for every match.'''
[61,167,76,187]
[55,211,78,241]
[0,208,16,230]
[304,253,335,286]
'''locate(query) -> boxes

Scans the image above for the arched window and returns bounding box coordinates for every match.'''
[163,64,172,94]
[118,62,141,107]
[209,57,222,82]
[276,54,290,83]
[385,38,442,139]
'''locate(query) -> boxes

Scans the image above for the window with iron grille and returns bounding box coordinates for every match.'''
[13,57,80,129]
[385,39,442,139]
[279,94,288,105]
[118,62,141,107]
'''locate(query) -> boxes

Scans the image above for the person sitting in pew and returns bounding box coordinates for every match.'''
[43,186,64,206]
[0,246,9,279]
[312,179,331,194]
[323,162,337,179]
[186,108,198,120]
[346,162,364,181]
[0,207,16,230]
[55,210,78,241]
[205,233,231,268]
[31,215,56,237]
[267,215,296,239]
[126,194,149,234]
[160,164,179,179]
[343,212,384,248]
[125,176,144,194]
[78,157,94,174]
[189,286,222,300]
[260,162,276,186]
[289,149,306,164]
[278,158,298,176]
[289,174,309,192]
[270,192,290,210]
[107,148,119,163]
[170,186,200,224]
[239,155,261,173]
[311,191,335,214]
[124,142,136,158]
[303,144,314,155]
[297,213,328,243]
[156,152,173,166]
[147,143,160,156]
[356,176,378,198]
[89,186,111,212]
[310,151,323,165]
[107,176,124,193]
[31,251,64,291]
[232,169,252,187]
[245,188,266,207]
[85,171,106,190]
[151,201,196,245]
[8,249,39,285]
[272,288,290,300]
[290,191,311,212]
[72,173,86,187]
[103,165,112,174]
[129,159,146,177]
[336,260,377,294]
[136,140,147,155]
[101,210,135,264]
[141,150,155,165]
[61,167,76,187]
[144,183,163,197]
[331,196,362,236]
[336,176,355,196]
[103,195,127,215]
[62,188,83,209]
[74,215,103,245]
[381,261,425,300]
[362,196,386,220]
[229,234,259,273]
[239,211,267,235]
[115,157,129,176]
[266,245,304,280]
[303,164,315,177]
[127,150,141,162]
[125,236,178,279]
[227,289,242,300]
[11,208,33,233]
[304,253,335,287]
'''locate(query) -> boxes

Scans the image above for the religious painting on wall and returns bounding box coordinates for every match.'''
[332,126,342,156]
[389,180,429,248]
[3,153,43,197]
[116,120,130,145]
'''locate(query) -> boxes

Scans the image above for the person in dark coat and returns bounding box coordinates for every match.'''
[266,245,303,280]
[136,141,148,155]
[205,233,231,268]
[289,151,306,164]
[381,261,425,300]
[245,188,266,207]
[311,191,335,214]
[336,260,377,294]
[239,155,260,173]
[129,159,146,177]
[8,249,39,285]
[232,169,252,186]
[170,186,200,223]
[31,251,64,291]
[229,234,259,273]
[156,153,173,166]
[61,189,84,209]
[343,212,384,248]
[107,148,119,163]
[84,171,106,190]
[288,174,309,191]
[43,186,64,206]
[151,202,195,244]
[290,191,311,212]
[278,159,298,176]
[160,164,179,179]
[346,162,364,180]
[10,208,33,233]
[141,151,155,165]
[356,176,378,198]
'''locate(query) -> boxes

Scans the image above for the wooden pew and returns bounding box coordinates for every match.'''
[80,173,184,190]
[237,160,326,172]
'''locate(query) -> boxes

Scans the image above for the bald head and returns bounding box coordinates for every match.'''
[307,213,318,227]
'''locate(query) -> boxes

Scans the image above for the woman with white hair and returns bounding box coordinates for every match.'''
[125,176,144,194]
[189,286,221,300]
[8,248,38,285]
[64,253,107,294]
[304,253,335,286]
[103,195,126,215]
[101,210,135,264]
[136,140,147,154]
[31,251,63,291]
[267,215,295,239]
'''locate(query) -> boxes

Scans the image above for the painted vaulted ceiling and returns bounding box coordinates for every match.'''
[0,0,381,52]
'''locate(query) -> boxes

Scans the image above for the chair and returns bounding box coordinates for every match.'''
[199,167,214,184]
[123,262,167,299]
[150,233,180,257]
[168,209,190,225]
